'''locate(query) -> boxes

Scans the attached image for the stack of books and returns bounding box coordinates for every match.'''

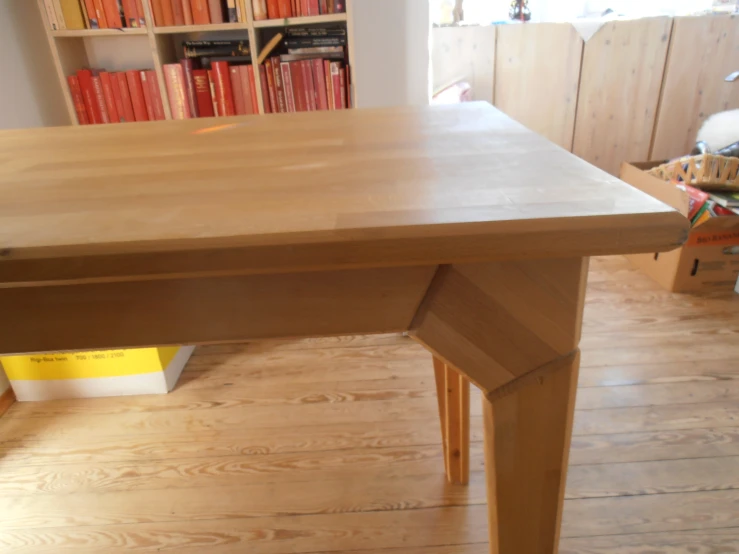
[67,68,166,124]
[163,40,258,118]
[42,0,146,30]
[151,0,248,25]
[263,26,350,113]
[252,0,345,20]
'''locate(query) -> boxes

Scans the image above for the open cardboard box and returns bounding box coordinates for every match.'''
[621,162,739,293]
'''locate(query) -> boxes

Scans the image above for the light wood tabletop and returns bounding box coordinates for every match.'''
[0,103,688,554]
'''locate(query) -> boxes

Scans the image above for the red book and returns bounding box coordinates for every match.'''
[324,59,333,110]
[146,70,166,120]
[266,0,279,18]
[163,63,191,119]
[171,0,185,25]
[304,60,318,111]
[181,0,193,24]
[180,59,199,118]
[300,0,308,17]
[192,69,215,117]
[122,0,139,26]
[102,0,123,27]
[91,0,108,27]
[99,72,120,123]
[190,0,210,23]
[66,76,90,125]
[160,0,175,24]
[207,0,223,22]
[150,0,165,24]
[230,66,245,115]
[76,70,102,123]
[312,59,328,111]
[108,73,126,121]
[239,66,253,115]
[82,0,101,27]
[330,61,342,110]
[139,70,156,120]
[259,65,271,113]
[211,61,235,117]
[280,63,294,113]
[247,65,259,114]
[339,66,346,109]
[115,72,136,122]
[277,0,291,17]
[135,0,146,24]
[290,0,297,16]
[207,70,218,115]
[308,0,318,15]
[126,70,149,121]
[271,57,286,113]
[300,60,314,111]
[91,75,111,123]
[263,59,278,113]
[289,61,305,112]
[319,0,326,14]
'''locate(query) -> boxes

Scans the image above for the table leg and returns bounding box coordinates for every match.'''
[433,356,470,485]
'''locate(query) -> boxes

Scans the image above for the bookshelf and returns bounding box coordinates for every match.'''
[37,0,356,124]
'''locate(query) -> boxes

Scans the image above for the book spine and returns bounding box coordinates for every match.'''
[160,0,175,24]
[212,61,235,117]
[121,0,138,26]
[308,0,318,15]
[280,63,295,113]
[190,0,210,23]
[226,0,237,21]
[90,0,108,27]
[243,65,254,115]
[108,73,126,121]
[192,69,215,117]
[139,70,156,120]
[345,64,351,108]
[101,0,123,27]
[329,61,342,110]
[180,59,199,118]
[237,0,245,22]
[339,66,346,109]
[125,70,149,121]
[326,0,332,13]
[171,0,185,25]
[266,0,278,19]
[147,70,166,120]
[135,0,146,24]
[312,58,328,111]
[277,0,291,17]
[81,0,99,27]
[115,72,136,121]
[150,0,165,24]
[66,76,90,125]
[207,70,219,115]
[207,0,223,22]
[300,60,314,111]
[251,0,266,20]
[76,70,101,123]
[258,65,271,113]
[91,75,111,123]
[42,1,58,30]
[60,0,87,29]
[181,0,193,24]
[271,57,286,114]
[289,61,305,112]
[163,64,191,119]
[52,0,66,29]
[323,59,333,110]
[290,0,297,16]
[318,0,326,14]
[263,59,278,113]
[229,66,245,115]
[99,72,120,123]
[300,0,307,17]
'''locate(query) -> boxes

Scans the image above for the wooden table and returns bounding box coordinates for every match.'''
[0,103,687,553]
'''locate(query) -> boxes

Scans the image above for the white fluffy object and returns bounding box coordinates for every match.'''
[697,109,739,152]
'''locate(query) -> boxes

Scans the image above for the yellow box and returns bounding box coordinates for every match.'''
[0,346,194,401]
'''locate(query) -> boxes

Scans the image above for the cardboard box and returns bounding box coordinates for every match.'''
[621,162,739,293]
[0,346,194,401]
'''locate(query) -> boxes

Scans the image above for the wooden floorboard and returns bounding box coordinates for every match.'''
[1,256,738,552]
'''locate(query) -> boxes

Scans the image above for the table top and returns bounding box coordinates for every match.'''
[0,103,687,285]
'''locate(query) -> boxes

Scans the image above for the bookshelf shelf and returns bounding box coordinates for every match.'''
[253,14,348,28]
[52,28,149,38]
[153,23,250,34]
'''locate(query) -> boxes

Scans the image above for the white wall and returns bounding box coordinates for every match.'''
[0,0,68,129]
[351,0,431,108]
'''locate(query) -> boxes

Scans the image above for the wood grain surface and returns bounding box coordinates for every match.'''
[1,256,738,552]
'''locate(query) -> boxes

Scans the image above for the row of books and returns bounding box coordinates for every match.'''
[263,57,349,112]
[252,0,345,20]
[151,0,246,26]
[67,69,165,124]
[43,0,145,30]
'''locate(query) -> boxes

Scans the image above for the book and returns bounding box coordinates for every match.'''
[92,0,108,27]
[291,0,297,16]
[135,0,147,24]
[171,0,186,25]
[288,46,344,54]
[180,59,199,118]
[42,0,59,30]
[308,0,318,15]
[329,61,342,109]
[91,75,111,123]
[163,64,190,119]
[252,0,267,20]
[81,0,99,27]
[266,0,279,19]
[66,76,90,125]
[277,0,291,17]
[323,59,332,110]
[184,40,250,58]
[99,72,121,123]
[146,70,166,120]
[247,65,259,114]
[192,69,215,117]
[160,0,175,25]
[345,64,351,108]
[211,61,235,116]
[238,65,254,115]
[263,58,278,113]
[259,65,271,113]
[333,0,343,12]
[256,32,283,65]
[301,60,315,111]
[287,26,346,37]
[289,61,305,112]
[319,0,326,14]
[108,72,126,122]
[76,70,101,123]
[207,0,223,22]
[115,72,136,122]
[300,0,308,17]
[280,62,295,113]
[150,0,165,25]
[52,0,66,29]
[226,0,238,21]
[272,57,287,114]
[139,71,156,120]
[280,52,343,62]
[181,0,193,24]
[230,66,245,115]
[59,0,86,29]
[312,59,328,111]
[125,70,149,121]
[285,37,347,47]
[339,66,346,109]
[207,70,218,115]
[121,0,139,26]
[190,0,210,23]
[102,0,123,27]
[709,192,739,208]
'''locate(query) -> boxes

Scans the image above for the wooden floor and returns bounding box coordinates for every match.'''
[1,256,738,553]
